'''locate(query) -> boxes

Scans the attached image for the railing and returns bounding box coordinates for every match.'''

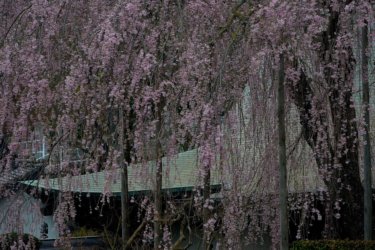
[14,136,86,164]
[0,135,88,186]
[16,137,48,161]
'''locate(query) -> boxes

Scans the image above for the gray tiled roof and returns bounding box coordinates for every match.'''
[22,149,221,195]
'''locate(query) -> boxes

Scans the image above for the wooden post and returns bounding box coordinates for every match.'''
[278,53,288,250]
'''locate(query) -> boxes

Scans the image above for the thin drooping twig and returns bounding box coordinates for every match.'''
[1,4,32,48]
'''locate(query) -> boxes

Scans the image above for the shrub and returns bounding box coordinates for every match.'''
[0,232,41,250]
[71,226,100,237]
[291,240,375,250]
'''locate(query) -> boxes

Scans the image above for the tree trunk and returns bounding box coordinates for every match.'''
[291,68,364,239]
[289,6,364,239]
[154,104,164,249]
[203,165,211,250]
[121,167,129,249]
[362,21,372,240]
[154,144,163,249]
[119,107,130,249]
[278,53,288,250]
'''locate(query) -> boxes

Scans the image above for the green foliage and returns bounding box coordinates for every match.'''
[291,240,375,250]
[0,232,40,250]
[71,226,100,237]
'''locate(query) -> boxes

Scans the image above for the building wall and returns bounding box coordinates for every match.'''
[0,192,58,239]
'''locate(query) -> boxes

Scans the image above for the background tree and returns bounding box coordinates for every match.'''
[0,0,374,249]
[217,0,374,240]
